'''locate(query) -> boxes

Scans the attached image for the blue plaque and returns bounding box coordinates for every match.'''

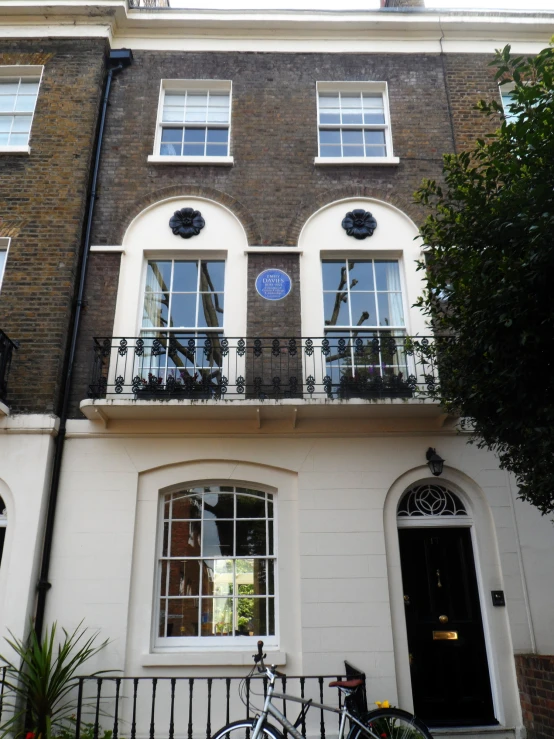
[255,269,292,301]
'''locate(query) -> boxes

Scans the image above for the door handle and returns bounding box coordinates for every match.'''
[439,614,449,624]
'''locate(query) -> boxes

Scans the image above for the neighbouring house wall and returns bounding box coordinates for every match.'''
[0,419,57,653]
[515,655,554,739]
[0,38,107,414]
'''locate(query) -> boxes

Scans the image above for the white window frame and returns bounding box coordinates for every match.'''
[315,81,399,167]
[0,237,9,292]
[154,484,278,650]
[148,79,234,166]
[0,65,43,155]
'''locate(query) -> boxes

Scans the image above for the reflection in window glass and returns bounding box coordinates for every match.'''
[158,486,276,639]
[0,247,7,291]
[140,259,225,389]
[322,258,408,390]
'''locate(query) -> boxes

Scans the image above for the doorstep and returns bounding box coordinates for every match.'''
[431,727,518,739]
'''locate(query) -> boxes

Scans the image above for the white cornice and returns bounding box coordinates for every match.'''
[1,3,553,53]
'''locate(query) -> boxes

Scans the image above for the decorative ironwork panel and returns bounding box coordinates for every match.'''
[397,484,468,517]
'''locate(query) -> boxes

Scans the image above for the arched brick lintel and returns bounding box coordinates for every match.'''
[112,185,262,246]
[284,185,424,246]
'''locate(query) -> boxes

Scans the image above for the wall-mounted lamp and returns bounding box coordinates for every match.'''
[426,447,445,477]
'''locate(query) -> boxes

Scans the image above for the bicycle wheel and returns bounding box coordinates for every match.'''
[350,707,433,739]
[211,719,285,739]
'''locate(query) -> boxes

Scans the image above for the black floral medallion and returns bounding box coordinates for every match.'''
[341,209,377,240]
[169,207,206,239]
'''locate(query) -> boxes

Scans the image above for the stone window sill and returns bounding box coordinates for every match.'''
[0,146,30,155]
[147,155,234,166]
[314,156,399,166]
[141,650,286,667]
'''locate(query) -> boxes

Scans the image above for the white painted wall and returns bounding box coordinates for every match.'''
[0,417,57,662]
[44,426,530,733]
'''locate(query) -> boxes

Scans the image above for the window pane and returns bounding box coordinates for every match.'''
[146,261,172,292]
[378,292,405,327]
[236,519,267,556]
[0,96,15,112]
[267,560,275,595]
[348,261,374,291]
[160,142,182,156]
[19,80,39,94]
[364,130,386,145]
[320,145,341,157]
[322,261,347,291]
[171,493,202,519]
[319,93,339,108]
[207,128,229,143]
[203,520,234,557]
[162,108,185,123]
[170,521,201,557]
[209,94,230,108]
[236,494,266,519]
[342,129,363,145]
[184,127,206,143]
[142,293,169,328]
[350,293,376,327]
[211,597,233,635]
[319,129,341,145]
[206,143,228,156]
[14,96,36,113]
[202,559,234,596]
[362,93,383,108]
[166,598,199,637]
[236,558,256,595]
[173,261,198,292]
[169,294,196,328]
[163,560,201,597]
[374,260,401,291]
[0,118,11,132]
[183,143,205,156]
[320,113,341,124]
[203,492,234,519]
[0,81,19,94]
[268,598,275,635]
[366,145,387,157]
[324,291,349,326]
[200,260,225,292]
[9,133,29,146]
[198,293,224,328]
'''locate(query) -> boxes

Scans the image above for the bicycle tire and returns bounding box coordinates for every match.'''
[349,707,433,739]
[211,718,286,739]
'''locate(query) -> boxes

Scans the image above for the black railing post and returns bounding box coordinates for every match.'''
[75,678,84,739]
[94,678,102,739]
[187,678,194,739]
[149,677,157,739]
[131,678,139,739]
[169,678,176,739]
[113,678,121,739]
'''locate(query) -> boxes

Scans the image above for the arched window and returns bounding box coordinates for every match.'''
[397,483,468,519]
[157,485,275,644]
[0,495,7,566]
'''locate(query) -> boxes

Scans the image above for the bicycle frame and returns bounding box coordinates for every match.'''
[249,671,381,739]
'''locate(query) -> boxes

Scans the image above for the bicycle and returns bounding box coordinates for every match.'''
[211,641,433,739]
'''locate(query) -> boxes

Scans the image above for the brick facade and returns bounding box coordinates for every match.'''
[515,655,554,739]
[0,38,107,414]
[67,49,506,414]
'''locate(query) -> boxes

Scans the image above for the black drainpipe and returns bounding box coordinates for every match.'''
[34,48,133,643]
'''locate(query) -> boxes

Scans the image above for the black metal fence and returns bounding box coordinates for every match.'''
[0,329,16,404]
[0,672,365,739]
[88,335,444,401]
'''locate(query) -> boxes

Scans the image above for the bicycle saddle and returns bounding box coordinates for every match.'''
[328,678,363,689]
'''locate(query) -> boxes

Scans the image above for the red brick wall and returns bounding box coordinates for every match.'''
[515,654,554,739]
[0,38,107,414]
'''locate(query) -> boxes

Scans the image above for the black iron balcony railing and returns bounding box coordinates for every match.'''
[88,335,444,401]
[0,671,365,739]
[0,329,16,404]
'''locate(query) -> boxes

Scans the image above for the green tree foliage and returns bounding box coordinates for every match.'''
[414,43,554,516]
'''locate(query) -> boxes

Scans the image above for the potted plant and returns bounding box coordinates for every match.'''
[336,369,413,400]
[134,371,217,400]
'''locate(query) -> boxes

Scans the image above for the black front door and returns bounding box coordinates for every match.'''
[399,526,496,727]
